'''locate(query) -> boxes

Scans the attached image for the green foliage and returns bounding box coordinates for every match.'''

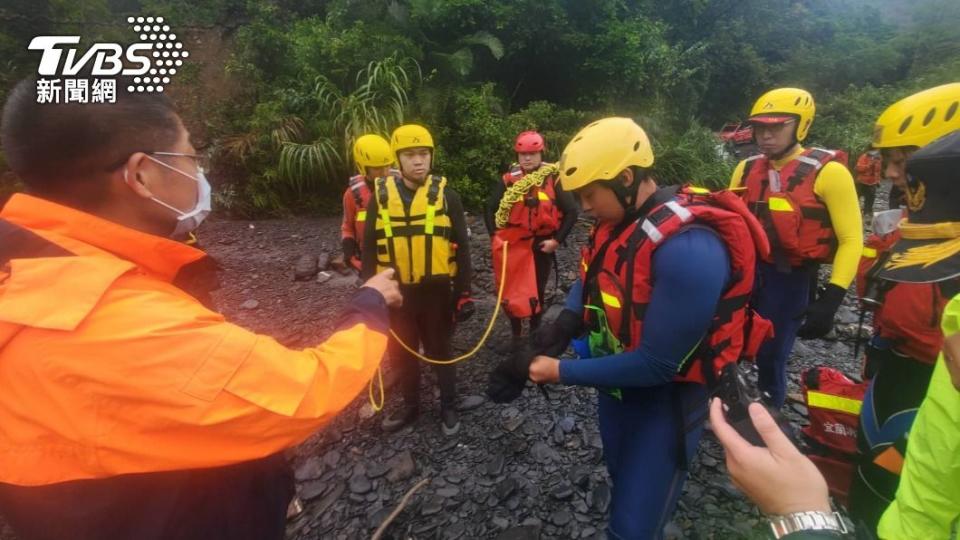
[1,0,959,217]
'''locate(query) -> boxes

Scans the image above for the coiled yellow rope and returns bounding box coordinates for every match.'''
[494,164,559,229]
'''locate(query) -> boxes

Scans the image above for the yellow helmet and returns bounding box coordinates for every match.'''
[390,124,434,155]
[558,117,654,192]
[748,87,816,141]
[352,134,393,174]
[872,83,960,149]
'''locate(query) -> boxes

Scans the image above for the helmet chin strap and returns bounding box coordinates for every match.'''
[606,175,642,221]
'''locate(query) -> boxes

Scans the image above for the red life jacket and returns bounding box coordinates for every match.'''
[858,230,951,364]
[740,148,841,267]
[578,187,773,385]
[500,164,561,236]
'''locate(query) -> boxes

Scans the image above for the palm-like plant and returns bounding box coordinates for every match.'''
[315,54,421,159]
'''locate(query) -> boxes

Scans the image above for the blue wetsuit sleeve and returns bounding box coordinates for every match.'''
[564,278,584,314]
[558,228,730,388]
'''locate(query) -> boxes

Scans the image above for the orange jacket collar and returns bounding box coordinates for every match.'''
[1,193,205,282]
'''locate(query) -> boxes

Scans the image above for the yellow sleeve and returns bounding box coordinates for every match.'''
[813,162,863,288]
[729,160,747,189]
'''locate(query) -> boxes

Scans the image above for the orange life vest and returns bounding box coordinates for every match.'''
[741,148,841,267]
[500,164,561,236]
[578,187,773,385]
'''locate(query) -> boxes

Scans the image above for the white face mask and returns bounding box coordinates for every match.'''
[128,154,212,238]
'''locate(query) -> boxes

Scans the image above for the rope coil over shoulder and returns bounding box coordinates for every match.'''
[495,164,559,229]
[369,240,510,411]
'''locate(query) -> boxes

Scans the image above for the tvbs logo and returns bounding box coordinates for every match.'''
[28,16,189,104]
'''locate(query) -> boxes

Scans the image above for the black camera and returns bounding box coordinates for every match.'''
[717,363,793,447]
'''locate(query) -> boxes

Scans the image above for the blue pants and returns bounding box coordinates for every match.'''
[753,262,813,408]
[598,383,707,539]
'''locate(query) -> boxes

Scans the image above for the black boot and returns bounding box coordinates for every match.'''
[381,404,419,432]
[440,406,460,436]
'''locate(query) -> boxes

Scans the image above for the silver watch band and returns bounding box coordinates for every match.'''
[768,511,847,538]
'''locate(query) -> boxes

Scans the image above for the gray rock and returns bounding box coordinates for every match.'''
[530,442,560,463]
[317,252,331,271]
[421,496,443,516]
[550,482,574,500]
[240,299,259,310]
[349,474,371,494]
[366,461,390,479]
[294,456,324,481]
[457,394,486,411]
[492,516,510,529]
[294,254,319,281]
[559,416,576,433]
[437,486,461,498]
[569,466,591,490]
[550,509,572,526]
[316,271,332,283]
[322,449,341,469]
[299,479,327,500]
[503,413,525,432]
[367,506,392,529]
[386,450,416,482]
[700,455,718,468]
[496,525,541,540]
[442,522,467,540]
[495,478,518,500]
[663,521,684,540]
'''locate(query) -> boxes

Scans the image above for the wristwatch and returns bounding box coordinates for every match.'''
[768,511,847,538]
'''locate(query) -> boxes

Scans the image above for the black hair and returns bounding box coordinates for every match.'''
[1,76,182,204]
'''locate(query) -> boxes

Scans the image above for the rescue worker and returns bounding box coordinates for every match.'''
[712,130,960,539]
[490,117,771,538]
[361,124,474,435]
[342,134,397,270]
[730,87,864,408]
[0,79,400,540]
[854,149,882,217]
[484,130,578,338]
[849,83,960,533]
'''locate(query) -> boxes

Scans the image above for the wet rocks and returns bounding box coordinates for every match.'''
[386,450,416,483]
[239,299,259,310]
[294,254,319,281]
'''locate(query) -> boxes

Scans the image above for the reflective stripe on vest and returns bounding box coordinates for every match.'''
[807,390,863,415]
[357,210,367,222]
[768,196,793,212]
[863,246,878,258]
[600,291,621,309]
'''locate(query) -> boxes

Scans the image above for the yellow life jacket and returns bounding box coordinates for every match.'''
[374,174,457,284]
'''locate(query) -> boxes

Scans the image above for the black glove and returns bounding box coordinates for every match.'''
[530,309,583,357]
[797,283,847,339]
[341,237,359,260]
[486,339,538,403]
[485,309,583,403]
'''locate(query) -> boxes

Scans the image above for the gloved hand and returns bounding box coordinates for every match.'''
[486,338,537,403]
[453,292,476,322]
[485,309,583,403]
[531,309,583,357]
[797,283,847,339]
[341,237,359,261]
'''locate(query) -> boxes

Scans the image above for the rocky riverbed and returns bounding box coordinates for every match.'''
[197,200,874,540]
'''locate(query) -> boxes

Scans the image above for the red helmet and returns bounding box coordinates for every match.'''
[514,131,545,153]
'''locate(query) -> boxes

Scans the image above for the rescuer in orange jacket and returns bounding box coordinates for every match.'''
[484,131,578,338]
[341,134,397,270]
[0,78,400,540]
[854,149,882,218]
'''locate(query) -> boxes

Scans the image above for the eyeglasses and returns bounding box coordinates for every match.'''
[149,151,209,174]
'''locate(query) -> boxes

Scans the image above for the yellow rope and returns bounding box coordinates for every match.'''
[899,221,960,240]
[368,240,510,411]
[494,164,559,229]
